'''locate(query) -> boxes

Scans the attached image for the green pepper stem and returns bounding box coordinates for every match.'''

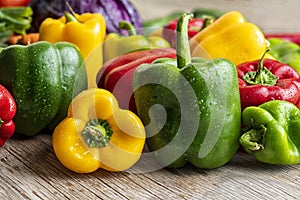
[65,2,78,23]
[119,21,137,36]
[176,13,193,69]
[82,119,113,148]
[239,125,266,153]
[64,12,78,23]
[200,16,214,31]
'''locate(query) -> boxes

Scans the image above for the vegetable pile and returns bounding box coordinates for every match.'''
[0,0,300,174]
[28,0,143,35]
[0,6,32,46]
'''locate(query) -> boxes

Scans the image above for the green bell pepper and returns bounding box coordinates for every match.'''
[133,13,241,169]
[240,100,300,165]
[103,20,170,63]
[0,41,87,136]
[268,38,300,74]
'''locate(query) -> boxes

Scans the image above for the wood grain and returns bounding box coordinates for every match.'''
[2,1,300,199]
[1,134,300,199]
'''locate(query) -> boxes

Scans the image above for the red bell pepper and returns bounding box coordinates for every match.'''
[0,0,31,7]
[97,48,177,113]
[237,50,300,110]
[162,17,214,48]
[265,33,300,46]
[0,84,16,147]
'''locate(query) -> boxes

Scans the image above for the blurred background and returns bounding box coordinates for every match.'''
[131,0,300,33]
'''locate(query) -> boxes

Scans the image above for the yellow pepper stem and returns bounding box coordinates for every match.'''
[65,1,78,23]
[82,119,113,148]
[64,11,78,23]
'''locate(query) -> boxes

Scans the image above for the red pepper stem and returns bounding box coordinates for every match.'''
[242,48,277,86]
[119,21,137,36]
[176,13,193,69]
[257,48,270,76]
[0,119,3,128]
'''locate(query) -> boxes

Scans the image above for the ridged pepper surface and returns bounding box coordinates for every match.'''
[0,41,87,136]
[133,14,241,169]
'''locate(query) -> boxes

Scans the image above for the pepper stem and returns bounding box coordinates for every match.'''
[119,21,137,36]
[242,49,278,86]
[199,15,214,31]
[0,119,3,128]
[82,119,113,148]
[257,49,270,75]
[239,125,266,153]
[64,2,78,23]
[176,13,193,69]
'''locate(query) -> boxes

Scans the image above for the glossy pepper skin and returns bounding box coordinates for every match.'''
[268,38,300,74]
[39,11,106,58]
[0,41,87,136]
[162,17,214,48]
[0,84,16,147]
[189,11,273,66]
[97,48,177,114]
[240,100,300,165]
[52,88,146,173]
[103,21,170,63]
[237,51,300,110]
[133,14,241,169]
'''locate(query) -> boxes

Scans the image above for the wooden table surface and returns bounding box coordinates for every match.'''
[1,1,300,199]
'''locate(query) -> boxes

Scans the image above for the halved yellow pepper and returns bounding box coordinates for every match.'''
[52,88,146,173]
[189,11,274,65]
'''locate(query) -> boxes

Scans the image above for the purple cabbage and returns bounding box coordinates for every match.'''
[29,0,143,35]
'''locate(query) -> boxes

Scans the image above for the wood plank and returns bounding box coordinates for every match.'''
[1,134,300,199]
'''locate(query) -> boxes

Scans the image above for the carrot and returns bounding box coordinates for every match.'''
[9,33,39,45]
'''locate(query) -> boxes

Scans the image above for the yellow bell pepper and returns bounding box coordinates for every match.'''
[52,88,146,173]
[189,11,274,65]
[39,11,106,59]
